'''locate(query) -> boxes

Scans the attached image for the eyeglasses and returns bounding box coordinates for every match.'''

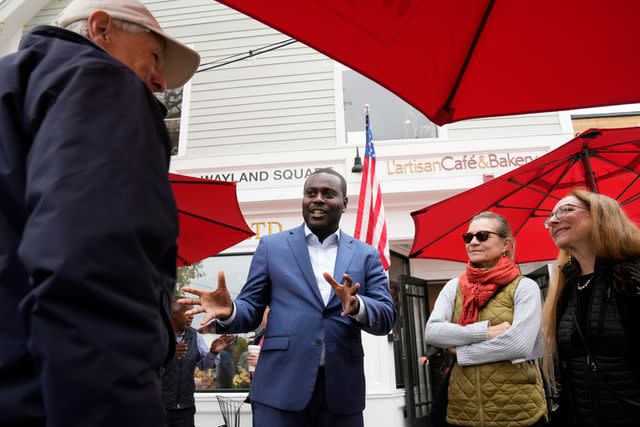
[544,204,588,229]
[462,230,503,244]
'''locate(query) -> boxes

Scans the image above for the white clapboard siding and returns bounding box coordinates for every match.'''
[446,112,563,139]
[23,0,68,30]
[191,90,334,111]
[153,0,338,156]
[26,0,338,158]
[192,103,335,123]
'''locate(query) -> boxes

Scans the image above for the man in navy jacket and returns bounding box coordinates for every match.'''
[0,1,199,426]
[182,169,396,427]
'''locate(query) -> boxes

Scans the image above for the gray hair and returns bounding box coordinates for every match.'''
[59,18,149,37]
[470,211,517,260]
[172,294,190,312]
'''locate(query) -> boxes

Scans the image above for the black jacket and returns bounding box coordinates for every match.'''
[0,26,178,427]
[556,257,640,426]
[162,327,199,410]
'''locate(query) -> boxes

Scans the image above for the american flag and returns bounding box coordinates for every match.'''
[354,108,390,270]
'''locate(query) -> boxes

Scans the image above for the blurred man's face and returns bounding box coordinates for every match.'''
[88,11,167,93]
[172,305,194,332]
[105,29,167,93]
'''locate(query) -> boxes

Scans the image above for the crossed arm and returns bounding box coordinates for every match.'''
[425,278,542,366]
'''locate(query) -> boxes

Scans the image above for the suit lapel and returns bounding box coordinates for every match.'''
[328,231,356,307]
[288,225,324,307]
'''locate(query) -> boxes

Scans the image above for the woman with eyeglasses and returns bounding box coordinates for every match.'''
[541,189,640,426]
[425,211,547,427]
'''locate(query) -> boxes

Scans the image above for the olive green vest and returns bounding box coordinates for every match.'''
[447,276,547,427]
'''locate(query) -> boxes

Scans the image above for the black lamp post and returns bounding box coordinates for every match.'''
[351,147,363,173]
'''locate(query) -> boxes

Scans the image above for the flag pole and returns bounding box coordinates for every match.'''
[354,103,391,270]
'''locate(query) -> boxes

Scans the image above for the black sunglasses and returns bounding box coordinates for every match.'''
[462,230,503,244]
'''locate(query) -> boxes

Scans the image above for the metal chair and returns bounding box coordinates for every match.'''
[216,395,244,427]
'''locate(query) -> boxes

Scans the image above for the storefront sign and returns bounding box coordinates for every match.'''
[197,166,344,184]
[384,151,544,177]
[181,150,544,188]
[249,221,283,239]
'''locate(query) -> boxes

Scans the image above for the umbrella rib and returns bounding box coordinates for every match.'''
[589,153,640,200]
[598,149,640,154]
[177,253,190,266]
[495,204,552,214]
[509,158,578,237]
[506,154,577,201]
[505,179,562,201]
[621,192,640,206]
[412,154,575,256]
[616,174,640,201]
[178,209,254,235]
[589,152,640,199]
[590,153,640,176]
[595,137,640,151]
[441,0,496,116]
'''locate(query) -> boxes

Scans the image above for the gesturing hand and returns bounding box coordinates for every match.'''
[211,334,233,354]
[179,271,233,325]
[323,272,361,317]
[175,341,188,359]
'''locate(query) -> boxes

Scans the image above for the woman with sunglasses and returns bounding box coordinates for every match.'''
[425,211,547,427]
[541,190,640,426]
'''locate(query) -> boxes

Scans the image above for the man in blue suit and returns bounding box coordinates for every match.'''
[182,168,396,426]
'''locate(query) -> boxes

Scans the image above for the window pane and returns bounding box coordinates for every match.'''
[178,254,255,392]
[156,87,183,155]
[342,69,437,141]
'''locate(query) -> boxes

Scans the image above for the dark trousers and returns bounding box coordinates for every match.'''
[167,406,196,427]
[251,367,364,427]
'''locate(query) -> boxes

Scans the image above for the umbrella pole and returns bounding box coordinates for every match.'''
[580,145,599,193]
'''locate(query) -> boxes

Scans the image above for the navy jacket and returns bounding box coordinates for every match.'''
[0,26,178,427]
[218,225,396,414]
[162,327,199,410]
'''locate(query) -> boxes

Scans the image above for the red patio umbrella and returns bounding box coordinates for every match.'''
[170,173,254,266]
[409,127,640,263]
[216,0,640,126]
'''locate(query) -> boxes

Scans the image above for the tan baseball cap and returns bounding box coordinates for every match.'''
[54,0,200,89]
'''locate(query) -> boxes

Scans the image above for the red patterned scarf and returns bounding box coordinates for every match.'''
[457,256,520,326]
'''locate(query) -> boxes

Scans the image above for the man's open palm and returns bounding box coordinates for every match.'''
[323,272,361,317]
[179,271,233,325]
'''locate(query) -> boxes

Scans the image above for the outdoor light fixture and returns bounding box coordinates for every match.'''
[351,147,363,173]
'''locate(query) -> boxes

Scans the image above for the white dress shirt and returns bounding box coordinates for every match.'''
[303,225,367,319]
[305,225,339,305]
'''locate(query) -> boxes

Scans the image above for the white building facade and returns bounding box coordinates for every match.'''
[4,0,639,425]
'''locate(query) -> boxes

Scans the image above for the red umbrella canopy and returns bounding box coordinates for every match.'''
[170,174,254,266]
[410,127,640,263]
[216,0,640,126]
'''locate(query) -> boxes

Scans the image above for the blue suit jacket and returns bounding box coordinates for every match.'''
[218,224,396,413]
